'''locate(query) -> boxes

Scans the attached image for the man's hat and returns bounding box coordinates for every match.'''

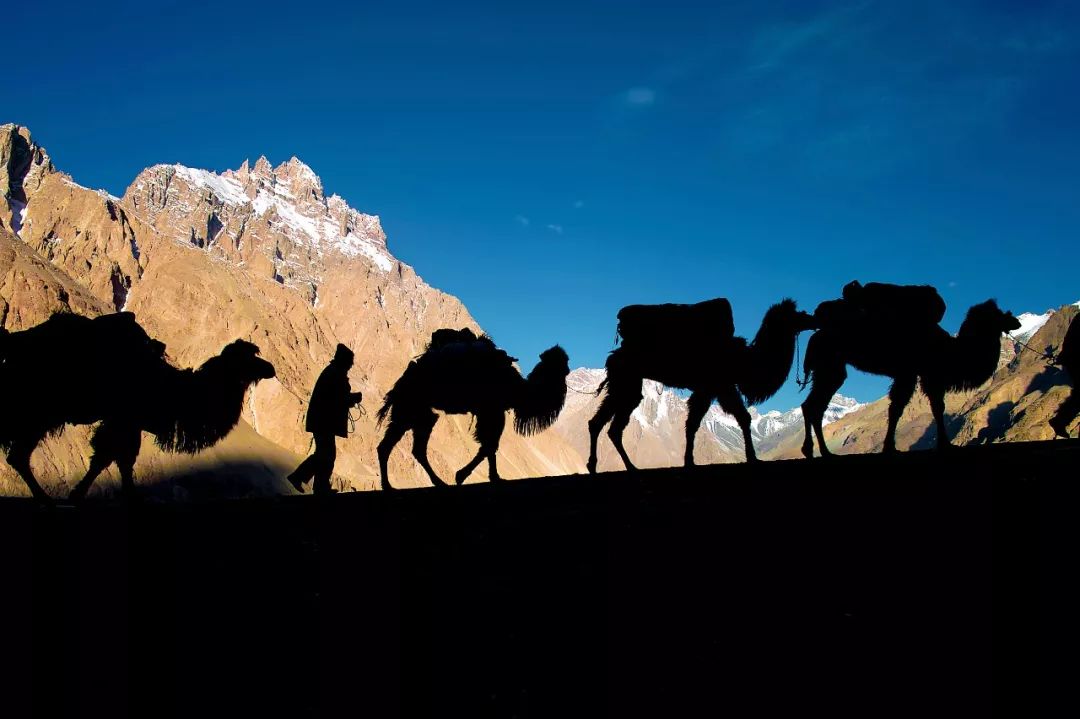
[334,343,354,362]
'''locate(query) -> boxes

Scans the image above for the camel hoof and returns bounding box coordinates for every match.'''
[586,459,597,475]
[801,446,814,459]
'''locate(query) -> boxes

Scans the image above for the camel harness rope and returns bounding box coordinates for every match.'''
[347,405,366,435]
[794,332,811,390]
[1005,333,1058,365]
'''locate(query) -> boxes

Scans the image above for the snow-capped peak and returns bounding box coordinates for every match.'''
[1012,310,1054,343]
[159,161,393,271]
[567,367,606,393]
[172,165,251,206]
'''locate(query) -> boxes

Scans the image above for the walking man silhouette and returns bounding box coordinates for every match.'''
[289,344,363,495]
[1050,313,1080,438]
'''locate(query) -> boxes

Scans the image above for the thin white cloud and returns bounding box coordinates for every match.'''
[623,87,656,106]
[515,215,530,227]
[573,200,585,209]
[546,224,564,235]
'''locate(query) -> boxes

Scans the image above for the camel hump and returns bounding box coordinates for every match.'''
[616,297,734,346]
[840,281,946,326]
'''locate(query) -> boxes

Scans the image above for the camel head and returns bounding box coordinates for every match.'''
[220,340,277,383]
[514,345,570,436]
[962,300,1021,337]
[538,345,571,376]
[769,298,818,335]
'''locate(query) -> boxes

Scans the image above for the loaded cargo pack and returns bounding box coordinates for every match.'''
[616,297,735,347]
[814,282,946,329]
[841,281,946,326]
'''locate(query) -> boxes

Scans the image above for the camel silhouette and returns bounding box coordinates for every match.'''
[0,312,275,501]
[376,329,570,489]
[587,298,817,471]
[800,298,1020,457]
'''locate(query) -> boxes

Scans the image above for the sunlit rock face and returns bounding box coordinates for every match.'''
[0,124,585,497]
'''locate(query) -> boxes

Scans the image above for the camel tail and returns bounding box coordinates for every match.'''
[376,392,394,426]
[514,408,561,436]
[378,360,414,423]
[155,419,240,454]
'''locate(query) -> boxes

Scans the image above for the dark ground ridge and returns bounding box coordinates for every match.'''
[1,439,1061,717]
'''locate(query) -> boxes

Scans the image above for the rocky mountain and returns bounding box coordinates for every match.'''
[553,367,862,470]
[1,123,1074,496]
[0,123,585,497]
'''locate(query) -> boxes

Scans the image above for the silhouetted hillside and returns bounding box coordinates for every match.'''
[1,441,1053,716]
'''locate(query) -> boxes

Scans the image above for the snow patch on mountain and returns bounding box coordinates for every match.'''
[1012,310,1054,342]
[167,161,393,271]
[9,198,26,236]
[173,166,250,206]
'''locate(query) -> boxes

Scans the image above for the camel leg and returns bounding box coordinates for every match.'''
[411,411,448,487]
[684,392,712,467]
[606,381,644,471]
[716,385,757,462]
[884,377,917,454]
[801,365,846,459]
[607,405,637,471]
[69,449,114,502]
[72,422,141,500]
[801,412,816,459]
[6,437,50,503]
[377,417,410,491]
[456,412,506,484]
[480,412,506,482]
[587,392,619,474]
[921,379,951,450]
[456,447,485,485]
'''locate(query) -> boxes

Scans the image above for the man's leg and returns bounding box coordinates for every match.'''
[287,438,320,493]
[312,433,337,496]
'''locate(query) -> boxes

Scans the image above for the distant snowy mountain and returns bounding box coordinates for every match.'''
[704,393,863,454]
[559,367,862,459]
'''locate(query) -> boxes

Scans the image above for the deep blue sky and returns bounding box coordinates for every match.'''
[8,0,1080,410]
